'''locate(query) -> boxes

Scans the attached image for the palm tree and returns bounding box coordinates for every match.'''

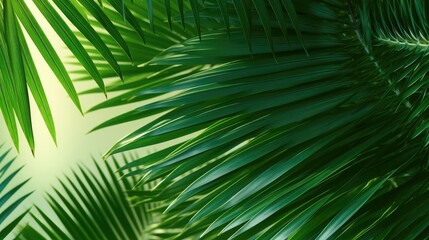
[2,0,429,239]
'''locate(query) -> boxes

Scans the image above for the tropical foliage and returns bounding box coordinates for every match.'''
[1,0,429,239]
[76,0,429,239]
[0,146,31,239]
[0,0,82,151]
[16,156,157,240]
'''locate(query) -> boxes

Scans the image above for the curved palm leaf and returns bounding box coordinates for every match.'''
[68,0,307,93]
[0,0,82,151]
[0,145,32,239]
[0,0,148,150]
[17,156,157,240]
[0,0,303,151]
[0,0,105,151]
[79,0,429,239]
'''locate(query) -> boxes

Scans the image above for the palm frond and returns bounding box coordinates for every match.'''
[82,0,429,239]
[0,145,32,239]
[14,225,46,240]
[69,0,308,93]
[0,0,304,151]
[138,0,303,52]
[20,156,158,240]
[0,0,102,151]
[357,0,429,142]
[0,0,100,151]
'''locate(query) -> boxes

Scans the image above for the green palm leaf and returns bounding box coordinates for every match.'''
[0,145,32,239]
[0,0,302,151]
[0,0,104,151]
[18,156,157,240]
[2,0,424,238]
[80,0,429,239]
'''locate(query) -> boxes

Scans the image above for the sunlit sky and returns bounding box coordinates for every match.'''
[2,1,144,235]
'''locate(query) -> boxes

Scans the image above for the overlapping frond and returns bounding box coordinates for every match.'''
[16,156,157,240]
[358,0,429,143]
[0,0,85,151]
[1,0,424,238]
[0,0,115,151]
[0,145,31,239]
[0,0,305,153]
[78,0,429,239]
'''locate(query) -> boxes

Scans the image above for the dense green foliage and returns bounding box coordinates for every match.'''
[2,0,429,239]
